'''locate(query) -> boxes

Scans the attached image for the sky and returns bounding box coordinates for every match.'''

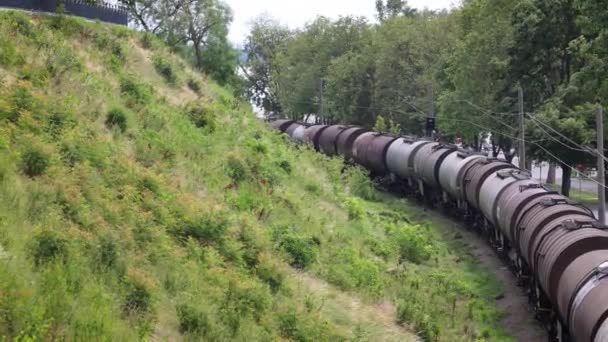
[224,0,459,45]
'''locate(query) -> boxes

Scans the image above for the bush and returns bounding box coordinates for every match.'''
[105,107,128,132]
[123,271,154,315]
[21,147,50,177]
[153,56,177,84]
[345,197,364,220]
[176,212,229,244]
[345,166,377,201]
[28,230,68,266]
[273,227,317,269]
[0,37,20,67]
[185,102,216,131]
[395,225,434,264]
[120,77,152,105]
[187,78,201,93]
[177,304,209,335]
[225,155,248,184]
[256,261,284,293]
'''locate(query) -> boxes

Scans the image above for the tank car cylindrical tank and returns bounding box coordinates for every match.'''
[292,125,307,142]
[478,169,526,227]
[336,127,368,160]
[516,200,594,268]
[568,264,608,342]
[463,159,514,210]
[536,218,608,301]
[270,120,296,132]
[352,132,376,169]
[412,142,440,180]
[363,134,400,175]
[386,139,433,180]
[556,250,608,342]
[495,182,546,242]
[318,125,347,156]
[438,151,486,200]
[303,125,329,151]
[420,145,459,189]
[285,123,302,138]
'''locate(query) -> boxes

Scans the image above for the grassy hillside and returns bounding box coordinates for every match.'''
[0,11,514,341]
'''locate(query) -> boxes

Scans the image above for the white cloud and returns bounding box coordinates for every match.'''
[224,0,460,45]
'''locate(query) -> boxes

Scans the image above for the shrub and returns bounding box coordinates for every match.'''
[256,261,284,293]
[0,37,20,67]
[345,166,377,201]
[120,77,152,105]
[225,155,248,184]
[177,304,209,335]
[185,102,216,131]
[28,230,68,266]
[153,56,177,84]
[105,107,128,132]
[187,78,201,93]
[7,82,36,122]
[123,271,154,315]
[345,197,364,220]
[277,160,292,174]
[96,235,118,269]
[395,225,434,264]
[140,32,156,49]
[21,147,50,177]
[273,228,317,269]
[304,182,321,195]
[176,212,229,244]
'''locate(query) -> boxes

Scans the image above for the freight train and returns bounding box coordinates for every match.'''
[269,119,608,342]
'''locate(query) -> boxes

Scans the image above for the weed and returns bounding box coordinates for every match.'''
[187,78,201,93]
[225,155,248,184]
[175,212,229,245]
[105,107,128,132]
[123,270,155,315]
[345,197,364,220]
[0,37,20,67]
[177,303,209,335]
[21,147,50,177]
[28,230,68,266]
[120,77,152,106]
[153,55,177,84]
[185,101,216,131]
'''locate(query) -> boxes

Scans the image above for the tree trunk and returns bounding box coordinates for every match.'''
[547,162,556,184]
[561,163,572,197]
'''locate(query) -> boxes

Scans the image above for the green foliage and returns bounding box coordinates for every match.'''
[28,230,68,266]
[185,101,217,131]
[345,197,364,220]
[0,10,516,341]
[105,107,128,132]
[0,37,20,67]
[177,303,209,335]
[21,147,50,177]
[120,77,152,106]
[394,224,435,264]
[273,226,317,269]
[153,55,177,84]
[187,78,201,93]
[175,212,229,244]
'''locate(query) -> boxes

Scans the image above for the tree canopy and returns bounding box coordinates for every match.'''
[243,0,608,196]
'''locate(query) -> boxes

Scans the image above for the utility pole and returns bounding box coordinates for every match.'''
[319,79,325,124]
[597,104,606,225]
[518,86,526,169]
[426,84,436,138]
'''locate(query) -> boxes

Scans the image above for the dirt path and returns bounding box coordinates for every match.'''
[292,271,418,342]
[430,214,546,342]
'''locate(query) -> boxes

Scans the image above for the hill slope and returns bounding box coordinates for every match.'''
[0,11,523,341]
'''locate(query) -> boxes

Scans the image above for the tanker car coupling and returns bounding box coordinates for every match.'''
[269,119,608,342]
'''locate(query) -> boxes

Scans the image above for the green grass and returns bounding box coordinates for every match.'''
[547,182,599,204]
[0,10,515,341]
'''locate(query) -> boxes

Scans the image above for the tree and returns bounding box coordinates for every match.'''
[376,0,417,21]
[119,0,193,33]
[242,16,291,115]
